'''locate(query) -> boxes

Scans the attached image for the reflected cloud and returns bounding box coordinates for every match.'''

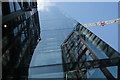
[37,0,55,11]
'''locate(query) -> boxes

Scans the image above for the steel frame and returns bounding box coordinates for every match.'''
[61,23,120,80]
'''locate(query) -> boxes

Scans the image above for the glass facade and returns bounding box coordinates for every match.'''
[29,6,78,78]
[2,1,40,80]
[28,5,120,79]
[61,23,120,79]
[2,1,120,80]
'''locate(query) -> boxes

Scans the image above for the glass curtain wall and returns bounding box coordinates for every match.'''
[29,6,78,78]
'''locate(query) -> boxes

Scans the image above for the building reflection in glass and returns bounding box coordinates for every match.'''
[61,23,120,79]
[2,1,40,79]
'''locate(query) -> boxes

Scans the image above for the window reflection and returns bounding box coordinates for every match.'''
[62,23,120,79]
[2,2,40,78]
[9,2,15,13]
[13,27,18,36]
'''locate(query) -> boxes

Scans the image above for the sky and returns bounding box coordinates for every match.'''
[55,2,118,52]
[37,2,119,52]
[35,1,119,78]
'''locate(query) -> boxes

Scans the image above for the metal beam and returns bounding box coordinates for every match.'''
[2,8,37,24]
[28,57,120,74]
[74,24,120,58]
[78,33,116,80]
[61,24,120,79]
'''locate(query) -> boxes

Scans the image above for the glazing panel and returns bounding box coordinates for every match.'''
[107,66,117,78]
[9,2,15,13]
[29,6,78,78]
[87,68,106,78]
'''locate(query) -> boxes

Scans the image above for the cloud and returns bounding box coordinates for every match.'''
[37,0,55,11]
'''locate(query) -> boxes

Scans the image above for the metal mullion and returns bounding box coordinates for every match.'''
[78,32,116,80]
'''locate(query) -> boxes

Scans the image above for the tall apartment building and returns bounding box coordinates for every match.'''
[61,23,120,79]
[2,1,40,79]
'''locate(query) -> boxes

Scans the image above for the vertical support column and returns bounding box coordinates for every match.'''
[79,35,116,80]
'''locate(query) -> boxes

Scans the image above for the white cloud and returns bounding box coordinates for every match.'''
[37,0,55,11]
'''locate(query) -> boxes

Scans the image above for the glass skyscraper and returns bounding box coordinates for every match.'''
[61,23,120,79]
[2,1,40,79]
[1,1,120,80]
[28,6,78,78]
[29,4,120,80]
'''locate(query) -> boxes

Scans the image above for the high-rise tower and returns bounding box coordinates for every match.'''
[2,1,40,79]
[61,23,120,79]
